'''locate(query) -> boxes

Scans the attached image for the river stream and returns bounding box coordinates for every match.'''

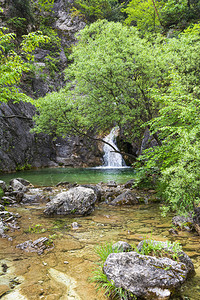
[0,201,200,299]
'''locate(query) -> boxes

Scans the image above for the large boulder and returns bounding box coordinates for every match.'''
[137,240,194,274]
[103,250,194,300]
[44,186,97,216]
[9,179,29,193]
[110,190,139,206]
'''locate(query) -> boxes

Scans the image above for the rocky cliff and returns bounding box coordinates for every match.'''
[0,0,102,172]
[0,101,102,172]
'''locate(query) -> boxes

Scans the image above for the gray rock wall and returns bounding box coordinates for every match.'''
[0,101,102,172]
[0,101,57,172]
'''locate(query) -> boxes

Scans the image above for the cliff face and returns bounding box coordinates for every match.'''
[0,101,102,172]
[0,101,57,172]
[0,0,103,172]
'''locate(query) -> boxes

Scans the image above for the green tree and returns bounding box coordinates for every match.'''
[0,18,50,103]
[123,0,163,33]
[73,0,126,23]
[9,0,34,22]
[140,25,200,217]
[160,0,200,31]
[33,20,163,146]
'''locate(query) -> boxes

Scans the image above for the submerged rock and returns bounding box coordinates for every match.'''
[44,186,97,216]
[172,215,194,232]
[16,237,54,255]
[103,250,194,300]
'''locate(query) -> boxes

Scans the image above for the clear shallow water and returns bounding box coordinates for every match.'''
[0,167,135,186]
[0,203,200,299]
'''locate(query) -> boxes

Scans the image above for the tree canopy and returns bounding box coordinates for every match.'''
[33,19,200,217]
[1,0,200,218]
[34,20,164,143]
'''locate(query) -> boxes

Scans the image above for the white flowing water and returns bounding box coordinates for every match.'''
[103,127,126,168]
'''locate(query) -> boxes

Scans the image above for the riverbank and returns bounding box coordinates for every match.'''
[0,178,200,299]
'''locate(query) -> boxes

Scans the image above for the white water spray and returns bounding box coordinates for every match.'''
[102,127,126,168]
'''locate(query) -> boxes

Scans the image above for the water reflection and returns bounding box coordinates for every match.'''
[0,167,135,186]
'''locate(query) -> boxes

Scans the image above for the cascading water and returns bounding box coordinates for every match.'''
[103,127,126,168]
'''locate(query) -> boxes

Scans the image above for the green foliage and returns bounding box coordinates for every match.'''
[0,187,4,200]
[33,19,200,218]
[39,26,61,51]
[44,54,60,77]
[123,0,163,33]
[7,17,27,33]
[91,242,137,299]
[132,166,159,189]
[21,31,50,61]
[33,20,164,142]
[140,27,200,216]
[73,0,126,23]
[37,0,54,12]
[160,0,200,30]
[15,163,32,171]
[10,0,34,22]
[136,239,182,260]
[32,89,80,137]
[0,24,50,103]
[25,224,46,233]
[160,0,188,29]
[95,242,123,263]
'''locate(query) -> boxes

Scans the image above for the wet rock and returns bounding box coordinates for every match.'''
[0,284,10,297]
[103,251,194,300]
[193,207,200,235]
[112,241,133,252]
[22,194,41,204]
[123,179,135,188]
[0,205,5,211]
[110,190,139,206]
[9,179,28,193]
[107,181,117,187]
[0,220,7,236]
[56,181,70,187]
[169,228,178,235]
[0,211,20,238]
[16,237,54,255]
[21,188,43,204]
[137,240,195,276]
[10,191,24,203]
[1,196,16,205]
[81,184,101,202]
[44,186,97,216]
[0,180,7,192]
[172,215,194,231]
[13,178,31,187]
[71,222,81,229]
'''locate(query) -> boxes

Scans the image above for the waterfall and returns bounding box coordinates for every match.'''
[102,127,126,168]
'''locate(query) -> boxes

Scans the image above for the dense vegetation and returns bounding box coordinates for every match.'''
[1,0,200,218]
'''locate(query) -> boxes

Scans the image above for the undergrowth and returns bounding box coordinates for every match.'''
[90,239,183,299]
[90,242,137,300]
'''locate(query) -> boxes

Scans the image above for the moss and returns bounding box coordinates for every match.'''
[0,187,4,199]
